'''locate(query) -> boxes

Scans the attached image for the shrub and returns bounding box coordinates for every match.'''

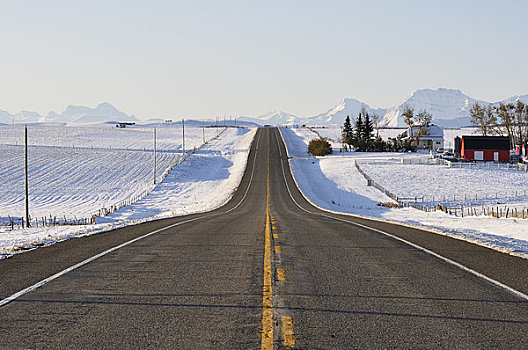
[308,138,333,156]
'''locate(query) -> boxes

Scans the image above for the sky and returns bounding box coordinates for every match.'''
[0,0,527,120]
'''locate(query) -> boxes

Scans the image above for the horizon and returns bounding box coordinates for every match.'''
[1,1,527,119]
[2,87,527,122]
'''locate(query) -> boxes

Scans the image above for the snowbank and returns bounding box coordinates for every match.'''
[0,125,256,258]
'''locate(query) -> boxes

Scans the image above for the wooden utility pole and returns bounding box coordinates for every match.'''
[202,119,205,144]
[182,118,185,154]
[153,128,157,185]
[25,126,30,227]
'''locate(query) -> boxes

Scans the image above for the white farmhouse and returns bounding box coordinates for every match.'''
[403,125,444,151]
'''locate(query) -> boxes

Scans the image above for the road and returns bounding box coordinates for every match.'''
[1,127,528,349]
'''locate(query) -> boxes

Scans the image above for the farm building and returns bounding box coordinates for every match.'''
[403,125,444,150]
[460,135,510,162]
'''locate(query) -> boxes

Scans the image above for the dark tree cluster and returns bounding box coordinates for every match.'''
[342,107,405,152]
[341,108,375,151]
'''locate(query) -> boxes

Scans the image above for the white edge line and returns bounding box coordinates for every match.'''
[0,130,263,308]
[276,127,528,302]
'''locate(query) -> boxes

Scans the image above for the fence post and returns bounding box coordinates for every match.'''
[25,126,30,227]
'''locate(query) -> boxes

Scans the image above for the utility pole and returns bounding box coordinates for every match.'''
[153,128,157,185]
[182,118,185,155]
[202,119,205,144]
[25,126,30,227]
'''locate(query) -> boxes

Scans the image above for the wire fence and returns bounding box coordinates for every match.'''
[354,160,528,219]
[1,127,228,230]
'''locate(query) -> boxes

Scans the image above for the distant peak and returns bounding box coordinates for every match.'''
[410,87,465,96]
[96,102,116,109]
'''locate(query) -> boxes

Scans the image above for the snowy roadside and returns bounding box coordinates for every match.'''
[280,127,528,259]
[0,127,257,258]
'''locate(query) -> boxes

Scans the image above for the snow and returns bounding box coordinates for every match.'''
[382,88,480,127]
[239,88,528,128]
[361,159,528,207]
[305,98,387,126]
[239,110,298,126]
[0,102,137,124]
[280,126,528,258]
[0,123,256,258]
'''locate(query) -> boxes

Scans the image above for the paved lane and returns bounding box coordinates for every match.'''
[1,127,527,349]
[268,127,528,348]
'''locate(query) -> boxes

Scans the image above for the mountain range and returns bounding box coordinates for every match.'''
[1,88,527,127]
[0,102,138,124]
[239,88,528,128]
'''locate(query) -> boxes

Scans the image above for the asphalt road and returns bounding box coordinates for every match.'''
[1,127,527,349]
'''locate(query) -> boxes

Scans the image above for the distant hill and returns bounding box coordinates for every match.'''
[0,102,137,124]
[381,88,482,127]
[49,102,138,124]
[238,111,299,125]
[305,98,387,126]
[239,88,528,128]
[2,89,528,128]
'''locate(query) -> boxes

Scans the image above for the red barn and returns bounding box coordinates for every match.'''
[461,136,510,162]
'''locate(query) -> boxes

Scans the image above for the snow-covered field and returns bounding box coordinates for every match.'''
[281,126,528,258]
[0,123,221,222]
[360,159,528,209]
[0,123,256,257]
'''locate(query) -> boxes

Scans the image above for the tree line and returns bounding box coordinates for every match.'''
[342,106,434,152]
[470,100,528,146]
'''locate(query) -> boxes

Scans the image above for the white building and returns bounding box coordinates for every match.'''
[403,125,444,150]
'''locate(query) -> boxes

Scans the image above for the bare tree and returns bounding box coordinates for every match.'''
[416,109,433,127]
[470,102,497,136]
[495,103,515,146]
[370,112,381,138]
[513,101,528,146]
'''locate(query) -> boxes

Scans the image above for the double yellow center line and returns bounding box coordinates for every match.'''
[261,128,295,349]
[261,128,274,349]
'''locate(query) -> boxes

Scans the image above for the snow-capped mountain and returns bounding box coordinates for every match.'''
[306,98,387,126]
[48,102,138,124]
[242,88,528,128]
[0,109,13,123]
[238,110,299,125]
[10,110,44,123]
[0,102,137,124]
[382,88,483,128]
[2,89,528,127]
[496,94,528,105]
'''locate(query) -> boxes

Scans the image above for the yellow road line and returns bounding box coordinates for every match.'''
[261,128,273,350]
[275,246,282,254]
[273,234,279,239]
[277,268,286,281]
[281,316,296,347]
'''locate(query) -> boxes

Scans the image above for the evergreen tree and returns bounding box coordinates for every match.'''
[342,115,353,147]
[363,112,374,150]
[354,113,364,148]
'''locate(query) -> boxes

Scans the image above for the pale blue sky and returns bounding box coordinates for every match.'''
[0,0,526,119]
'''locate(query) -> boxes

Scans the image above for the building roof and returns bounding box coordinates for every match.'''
[404,125,444,139]
[461,136,510,150]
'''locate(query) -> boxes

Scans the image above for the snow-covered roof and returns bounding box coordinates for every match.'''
[403,125,444,139]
